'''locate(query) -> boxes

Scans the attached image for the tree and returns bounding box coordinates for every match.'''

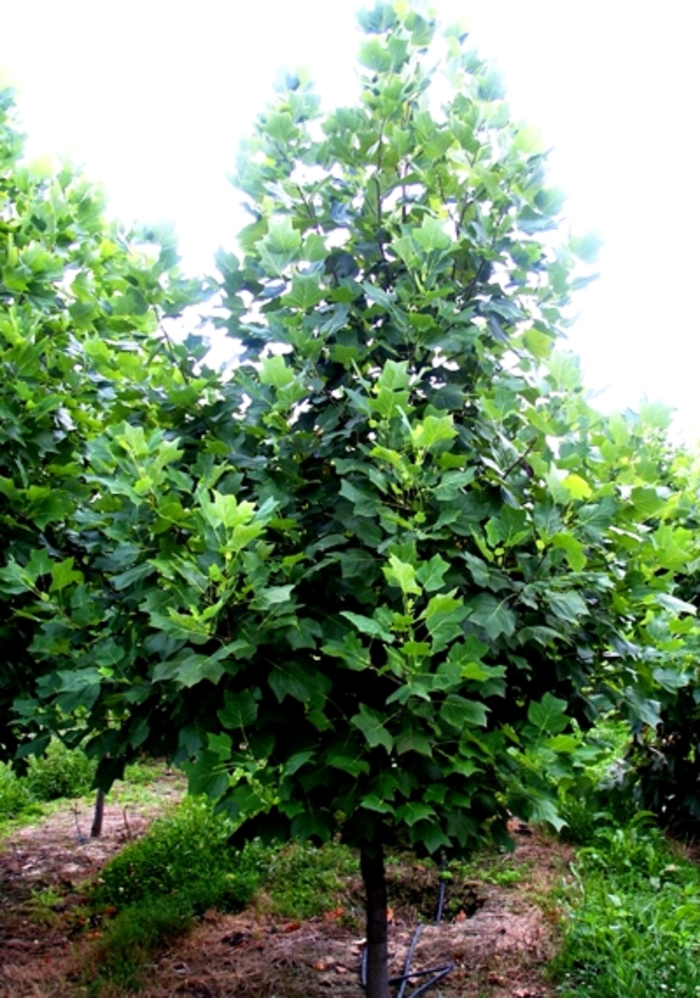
[1,5,697,995]
[0,85,208,763]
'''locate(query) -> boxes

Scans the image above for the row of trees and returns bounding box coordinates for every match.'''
[2,5,700,994]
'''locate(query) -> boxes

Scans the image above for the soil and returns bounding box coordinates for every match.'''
[0,785,573,998]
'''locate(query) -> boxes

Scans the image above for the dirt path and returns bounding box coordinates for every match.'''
[0,798,572,998]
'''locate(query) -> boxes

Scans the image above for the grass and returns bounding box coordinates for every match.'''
[551,815,700,997]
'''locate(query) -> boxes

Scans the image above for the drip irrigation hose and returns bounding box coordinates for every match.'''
[360,853,454,997]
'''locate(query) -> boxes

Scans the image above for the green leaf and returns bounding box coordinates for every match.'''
[268,661,319,703]
[282,274,325,310]
[467,594,516,640]
[440,694,489,729]
[551,533,587,572]
[528,693,569,735]
[341,610,394,643]
[48,557,84,592]
[410,414,457,451]
[383,554,421,595]
[351,704,393,753]
[259,354,294,388]
[416,555,450,592]
[547,591,588,625]
[254,584,295,609]
[411,820,451,854]
[527,795,566,832]
[360,794,395,814]
[218,689,259,729]
[396,802,435,826]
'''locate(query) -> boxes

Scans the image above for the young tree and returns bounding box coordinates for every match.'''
[2,5,697,994]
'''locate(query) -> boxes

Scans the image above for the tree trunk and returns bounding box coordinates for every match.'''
[360,838,391,998]
[90,787,106,838]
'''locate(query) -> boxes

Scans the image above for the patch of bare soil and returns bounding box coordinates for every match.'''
[0,808,572,998]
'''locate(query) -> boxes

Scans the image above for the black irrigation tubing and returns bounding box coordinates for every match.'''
[360,855,454,997]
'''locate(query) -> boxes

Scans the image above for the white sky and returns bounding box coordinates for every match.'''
[1,1,699,438]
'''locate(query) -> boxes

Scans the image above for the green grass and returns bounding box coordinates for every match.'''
[552,815,700,997]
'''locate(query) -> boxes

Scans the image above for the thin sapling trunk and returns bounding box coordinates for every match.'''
[360,838,391,998]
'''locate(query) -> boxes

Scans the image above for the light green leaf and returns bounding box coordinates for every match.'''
[383,554,421,595]
[205,492,256,530]
[570,231,603,263]
[377,359,410,391]
[562,474,592,500]
[656,593,697,616]
[410,414,457,451]
[341,610,394,643]
[259,217,302,275]
[412,216,451,253]
[282,274,325,310]
[259,354,294,388]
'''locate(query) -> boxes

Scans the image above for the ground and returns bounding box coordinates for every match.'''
[0,784,572,998]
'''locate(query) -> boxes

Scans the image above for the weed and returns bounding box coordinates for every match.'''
[90,896,193,992]
[93,795,257,915]
[259,839,358,919]
[27,886,65,926]
[449,852,530,888]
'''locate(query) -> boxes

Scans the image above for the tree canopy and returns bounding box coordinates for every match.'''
[2,4,700,995]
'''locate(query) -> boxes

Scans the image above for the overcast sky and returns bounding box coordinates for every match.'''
[1,1,698,437]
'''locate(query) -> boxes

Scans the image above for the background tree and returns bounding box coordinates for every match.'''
[0,86,208,763]
[1,5,698,995]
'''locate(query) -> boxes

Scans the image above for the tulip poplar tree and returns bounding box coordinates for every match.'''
[2,5,698,996]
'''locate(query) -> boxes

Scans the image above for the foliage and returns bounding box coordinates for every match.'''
[0,84,209,765]
[552,817,700,997]
[0,761,37,819]
[555,719,633,844]
[24,738,96,800]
